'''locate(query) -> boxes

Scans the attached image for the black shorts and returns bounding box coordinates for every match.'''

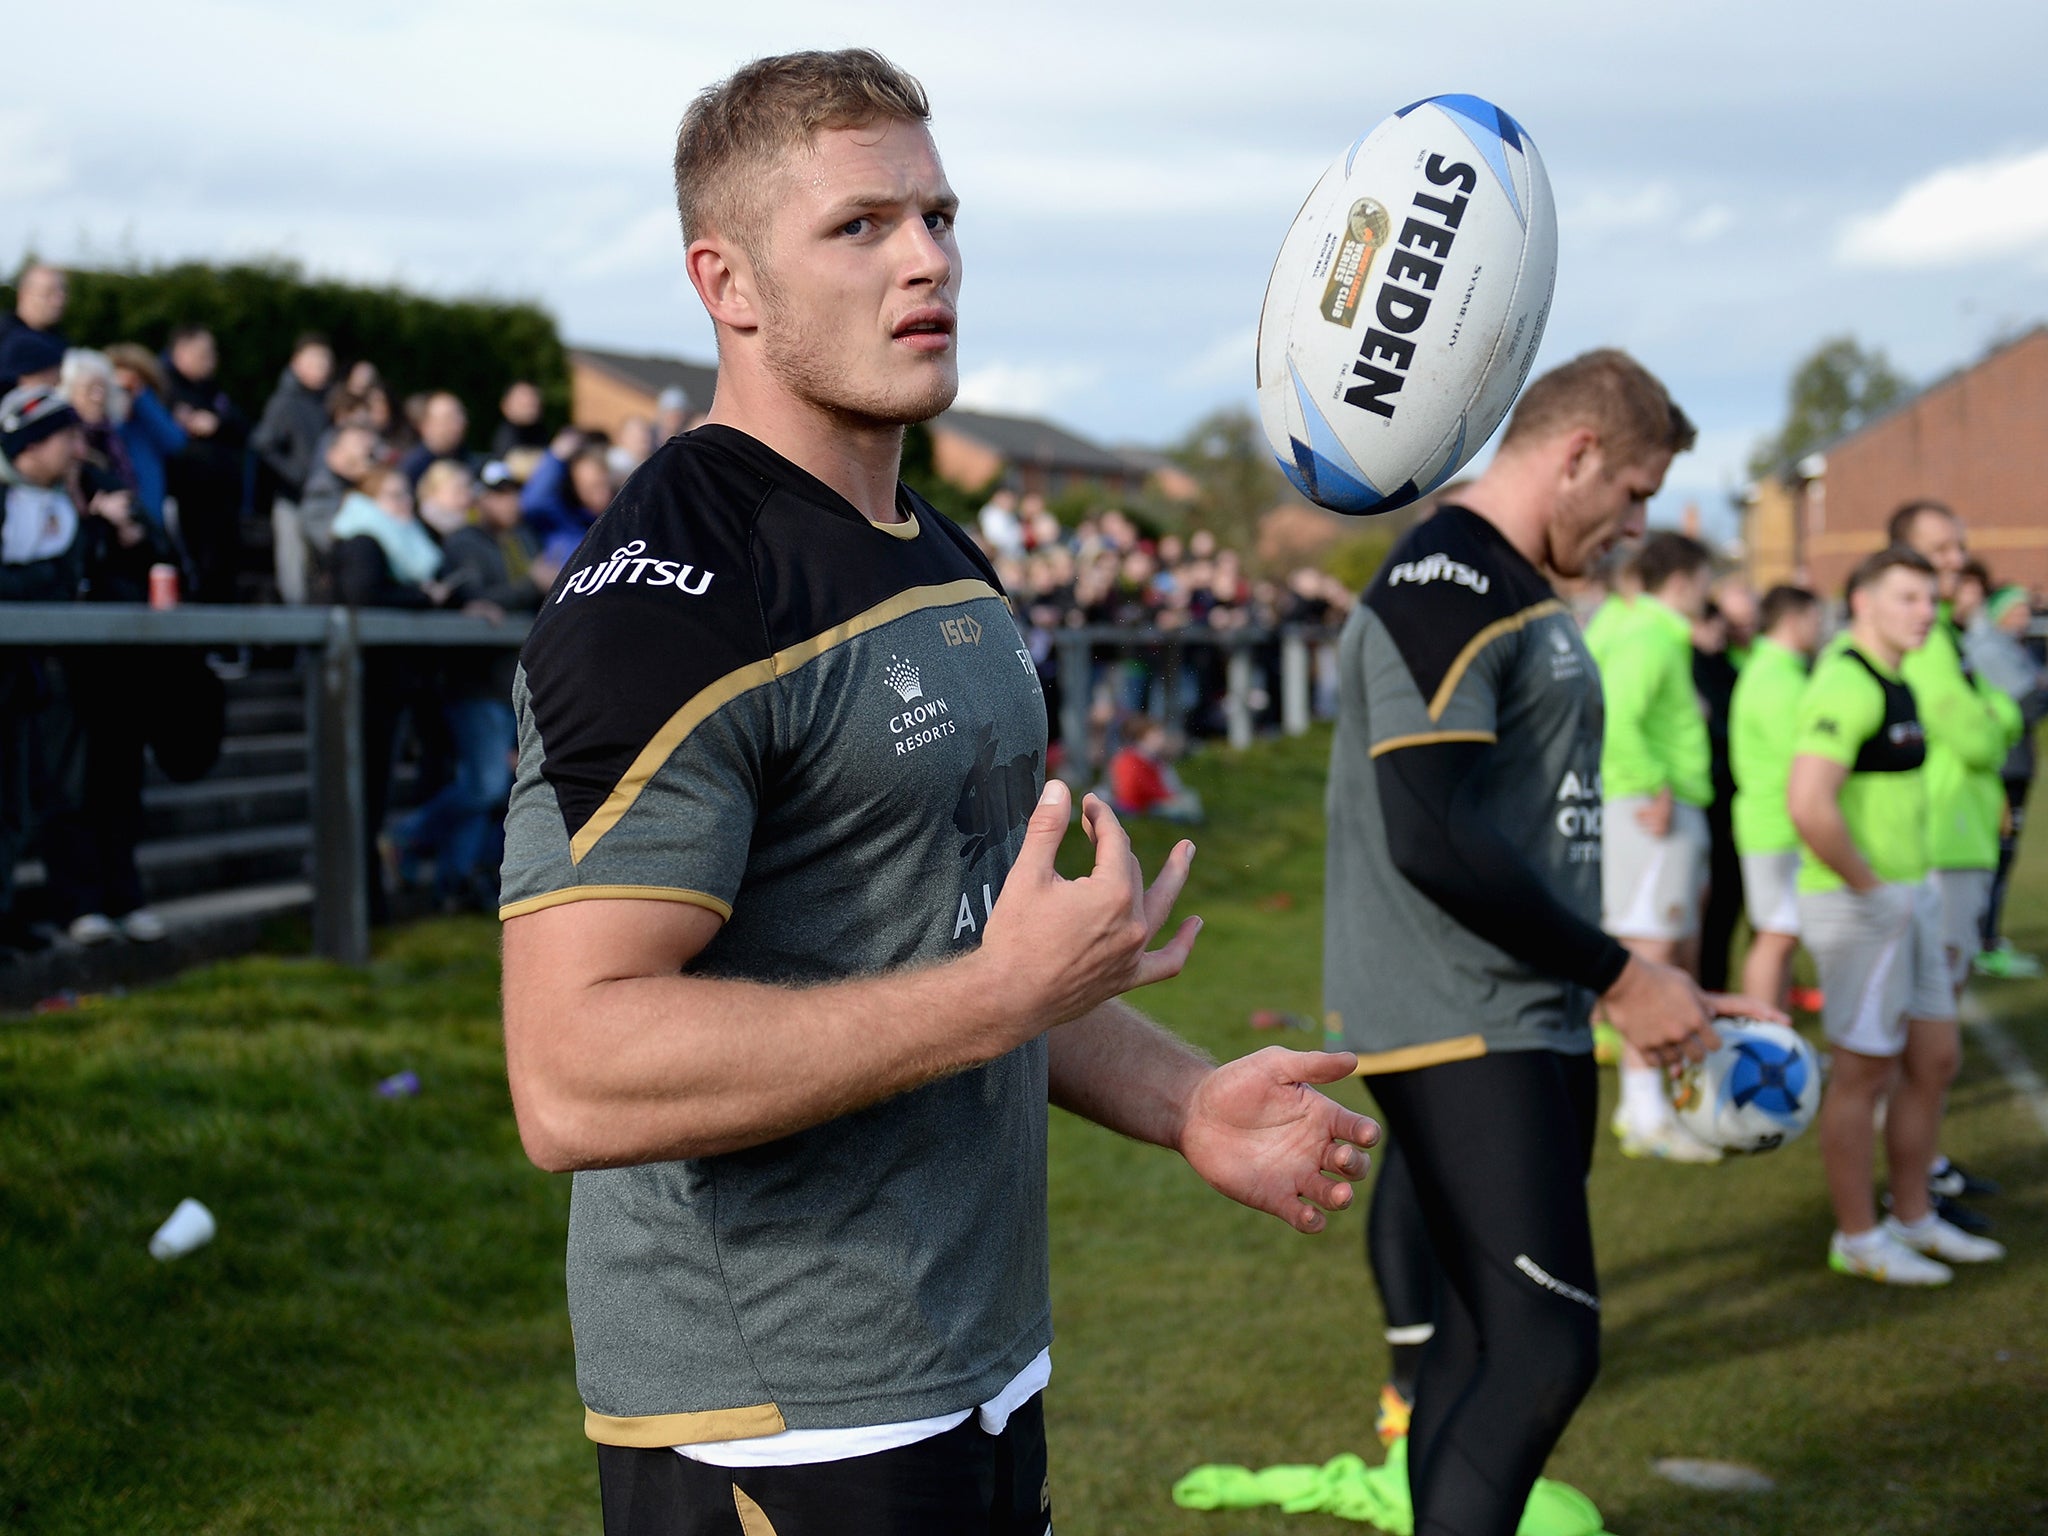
[596,1395,1051,1536]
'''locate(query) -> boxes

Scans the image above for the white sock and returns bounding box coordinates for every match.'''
[1839,1226,1889,1255]
[1620,1068,1671,1132]
[1890,1210,1938,1234]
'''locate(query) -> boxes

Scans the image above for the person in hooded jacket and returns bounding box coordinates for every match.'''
[161,325,251,605]
[252,335,335,602]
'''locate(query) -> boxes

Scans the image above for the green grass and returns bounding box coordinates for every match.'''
[4,725,2045,1533]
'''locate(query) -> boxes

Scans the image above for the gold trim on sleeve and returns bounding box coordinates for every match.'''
[583,1401,788,1448]
[566,578,1001,862]
[1426,599,1567,721]
[1369,729,1499,759]
[1348,1034,1490,1075]
[498,885,734,922]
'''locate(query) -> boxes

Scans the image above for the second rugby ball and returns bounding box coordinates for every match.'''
[1256,94,1557,515]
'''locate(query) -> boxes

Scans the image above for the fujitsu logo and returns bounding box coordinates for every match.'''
[884,655,923,702]
[1385,551,1489,595]
[553,539,713,603]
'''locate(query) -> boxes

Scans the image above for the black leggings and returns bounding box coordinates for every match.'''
[1365,1052,1602,1536]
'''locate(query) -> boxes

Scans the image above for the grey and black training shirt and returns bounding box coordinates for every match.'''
[1323,505,1620,1070]
[500,424,1052,1448]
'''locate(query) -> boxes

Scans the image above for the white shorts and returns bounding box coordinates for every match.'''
[1799,878,1955,1057]
[1602,798,1710,941]
[1935,868,1994,988]
[1740,850,1802,937]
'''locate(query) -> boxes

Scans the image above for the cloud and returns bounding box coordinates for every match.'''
[1566,182,1681,236]
[1680,204,1734,243]
[0,111,70,201]
[953,361,1097,416]
[1837,145,2048,268]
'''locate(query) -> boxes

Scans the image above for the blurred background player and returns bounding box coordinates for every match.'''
[1730,584,1822,1010]
[1789,548,2003,1285]
[1587,530,1722,1162]
[1327,350,1773,1536]
[1963,582,2048,977]
[1891,501,2017,1215]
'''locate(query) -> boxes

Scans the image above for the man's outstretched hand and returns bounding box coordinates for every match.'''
[1178,1047,1380,1234]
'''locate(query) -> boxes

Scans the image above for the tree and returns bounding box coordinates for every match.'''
[1167,406,1288,554]
[1748,336,1910,481]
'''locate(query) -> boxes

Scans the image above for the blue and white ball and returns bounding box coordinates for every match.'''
[1674,1019,1823,1156]
[1255,94,1557,515]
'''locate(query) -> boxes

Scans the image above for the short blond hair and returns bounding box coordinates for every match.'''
[1501,348,1696,466]
[673,49,931,255]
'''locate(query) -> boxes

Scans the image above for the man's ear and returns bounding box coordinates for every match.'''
[687,235,761,336]
[1557,426,1602,488]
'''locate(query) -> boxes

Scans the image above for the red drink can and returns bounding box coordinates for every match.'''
[149,563,180,610]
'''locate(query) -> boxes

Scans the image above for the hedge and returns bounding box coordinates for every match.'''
[7,260,570,451]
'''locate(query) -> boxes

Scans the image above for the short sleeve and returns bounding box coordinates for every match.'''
[1357,606,1509,756]
[1793,658,1879,768]
[498,663,769,921]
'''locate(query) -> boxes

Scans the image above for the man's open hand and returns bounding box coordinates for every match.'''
[1179,1047,1379,1234]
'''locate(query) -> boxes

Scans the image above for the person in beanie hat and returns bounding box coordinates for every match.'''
[0,383,86,953]
[0,327,67,397]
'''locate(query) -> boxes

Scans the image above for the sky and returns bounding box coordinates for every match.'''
[8,0,2048,536]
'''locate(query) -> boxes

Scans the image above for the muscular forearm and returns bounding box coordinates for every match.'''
[505,945,1032,1169]
[1046,998,1212,1151]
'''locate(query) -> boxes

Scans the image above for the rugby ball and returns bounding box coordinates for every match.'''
[1672,1019,1823,1156]
[1255,94,1557,515]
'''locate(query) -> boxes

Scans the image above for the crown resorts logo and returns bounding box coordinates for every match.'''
[885,655,924,703]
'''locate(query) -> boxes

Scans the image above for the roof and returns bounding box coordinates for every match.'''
[570,346,719,412]
[570,345,1130,475]
[930,406,1129,475]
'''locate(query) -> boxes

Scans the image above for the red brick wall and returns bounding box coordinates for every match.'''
[1809,328,2048,596]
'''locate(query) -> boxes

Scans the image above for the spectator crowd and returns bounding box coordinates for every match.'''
[0,261,1343,954]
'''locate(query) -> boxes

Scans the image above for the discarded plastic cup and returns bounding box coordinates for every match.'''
[377,1070,420,1098]
[149,1198,216,1261]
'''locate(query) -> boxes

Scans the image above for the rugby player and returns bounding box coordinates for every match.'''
[1586,530,1724,1161]
[1729,583,1822,1010]
[1788,548,2004,1283]
[1891,503,2021,998]
[1327,350,1779,1536]
[497,50,1378,1535]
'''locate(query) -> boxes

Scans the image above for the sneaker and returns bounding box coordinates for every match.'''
[1884,1213,2006,1264]
[1887,1189,1995,1234]
[1929,1158,2001,1199]
[1828,1229,1953,1286]
[119,909,167,943]
[67,912,118,946]
[1592,1021,1623,1065]
[1374,1382,1411,1446]
[1613,1112,1724,1164]
[1972,943,2042,980]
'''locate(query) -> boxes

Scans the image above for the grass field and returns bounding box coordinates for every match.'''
[4,725,2045,1534]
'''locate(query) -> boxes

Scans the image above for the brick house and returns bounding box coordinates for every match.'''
[568,346,1155,499]
[1744,326,2048,595]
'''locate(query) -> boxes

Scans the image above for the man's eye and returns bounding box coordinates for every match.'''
[839,217,871,237]
[924,211,954,233]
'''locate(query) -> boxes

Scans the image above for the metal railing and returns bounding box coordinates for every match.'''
[0,605,1340,967]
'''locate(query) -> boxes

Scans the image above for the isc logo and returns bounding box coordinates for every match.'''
[939,615,983,647]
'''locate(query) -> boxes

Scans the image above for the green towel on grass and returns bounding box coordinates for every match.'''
[1172,1439,1612,1536]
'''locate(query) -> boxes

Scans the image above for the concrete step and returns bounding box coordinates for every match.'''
[14,824,313,906]
[147,732,308,787]
[0,880,313,1011]
[142,772,310,840]
[226,693,305,735]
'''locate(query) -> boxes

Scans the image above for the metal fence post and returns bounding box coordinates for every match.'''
[1281,631,1310,736]
[1225,639,1253,750]
[1055,633,1091,782]
[309,607,370,965]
